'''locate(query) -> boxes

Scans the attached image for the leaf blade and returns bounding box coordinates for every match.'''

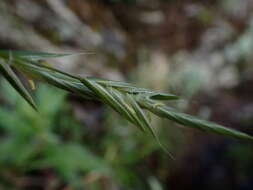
[0,50,86,61]
[0,60,37,111]
[140,99,253,141]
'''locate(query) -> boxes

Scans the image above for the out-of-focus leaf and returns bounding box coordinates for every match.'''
[40,143,110,179]
[148,176,163,190]
[148,92,179,101]
[0,59,37,110]
[0,50,75,61]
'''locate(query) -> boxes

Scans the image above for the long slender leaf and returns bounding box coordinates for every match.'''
[0,59,37,110]
[125,93,150,133]
[80,78,137,124]
[126,94,174,157]
[87,77,179,100]
[139,98,253,141]
[0,50,79,61]
[109,88,146,131]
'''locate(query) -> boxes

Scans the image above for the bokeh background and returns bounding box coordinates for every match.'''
[1,0,253,189]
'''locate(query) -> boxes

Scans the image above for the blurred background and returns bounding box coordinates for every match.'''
[0,0,253,189]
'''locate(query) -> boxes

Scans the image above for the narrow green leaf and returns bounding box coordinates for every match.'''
[140,99,253,141]
[109,88,146,131]
[0,59,37,111]
[80,78,135,122]
[125,93,150,133]
[12,58,179,101]
[13,59,97,100]
[0,50,77,61]
[87,77,179,100]
[127,94,174,157]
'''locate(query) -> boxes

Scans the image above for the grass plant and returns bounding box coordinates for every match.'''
[0,50,253,145]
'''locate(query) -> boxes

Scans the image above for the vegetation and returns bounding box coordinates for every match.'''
[1,0,253,189]
[0,50,252,144]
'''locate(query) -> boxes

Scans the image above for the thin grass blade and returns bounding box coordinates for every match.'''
[126,94,174,157]
[80,78,139,125]
[0,59,37,111]
[0,50,79,61]
[125,93,151,133]
[140,99,253,141]
[109,88,146,131]
[86,77,179,100]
